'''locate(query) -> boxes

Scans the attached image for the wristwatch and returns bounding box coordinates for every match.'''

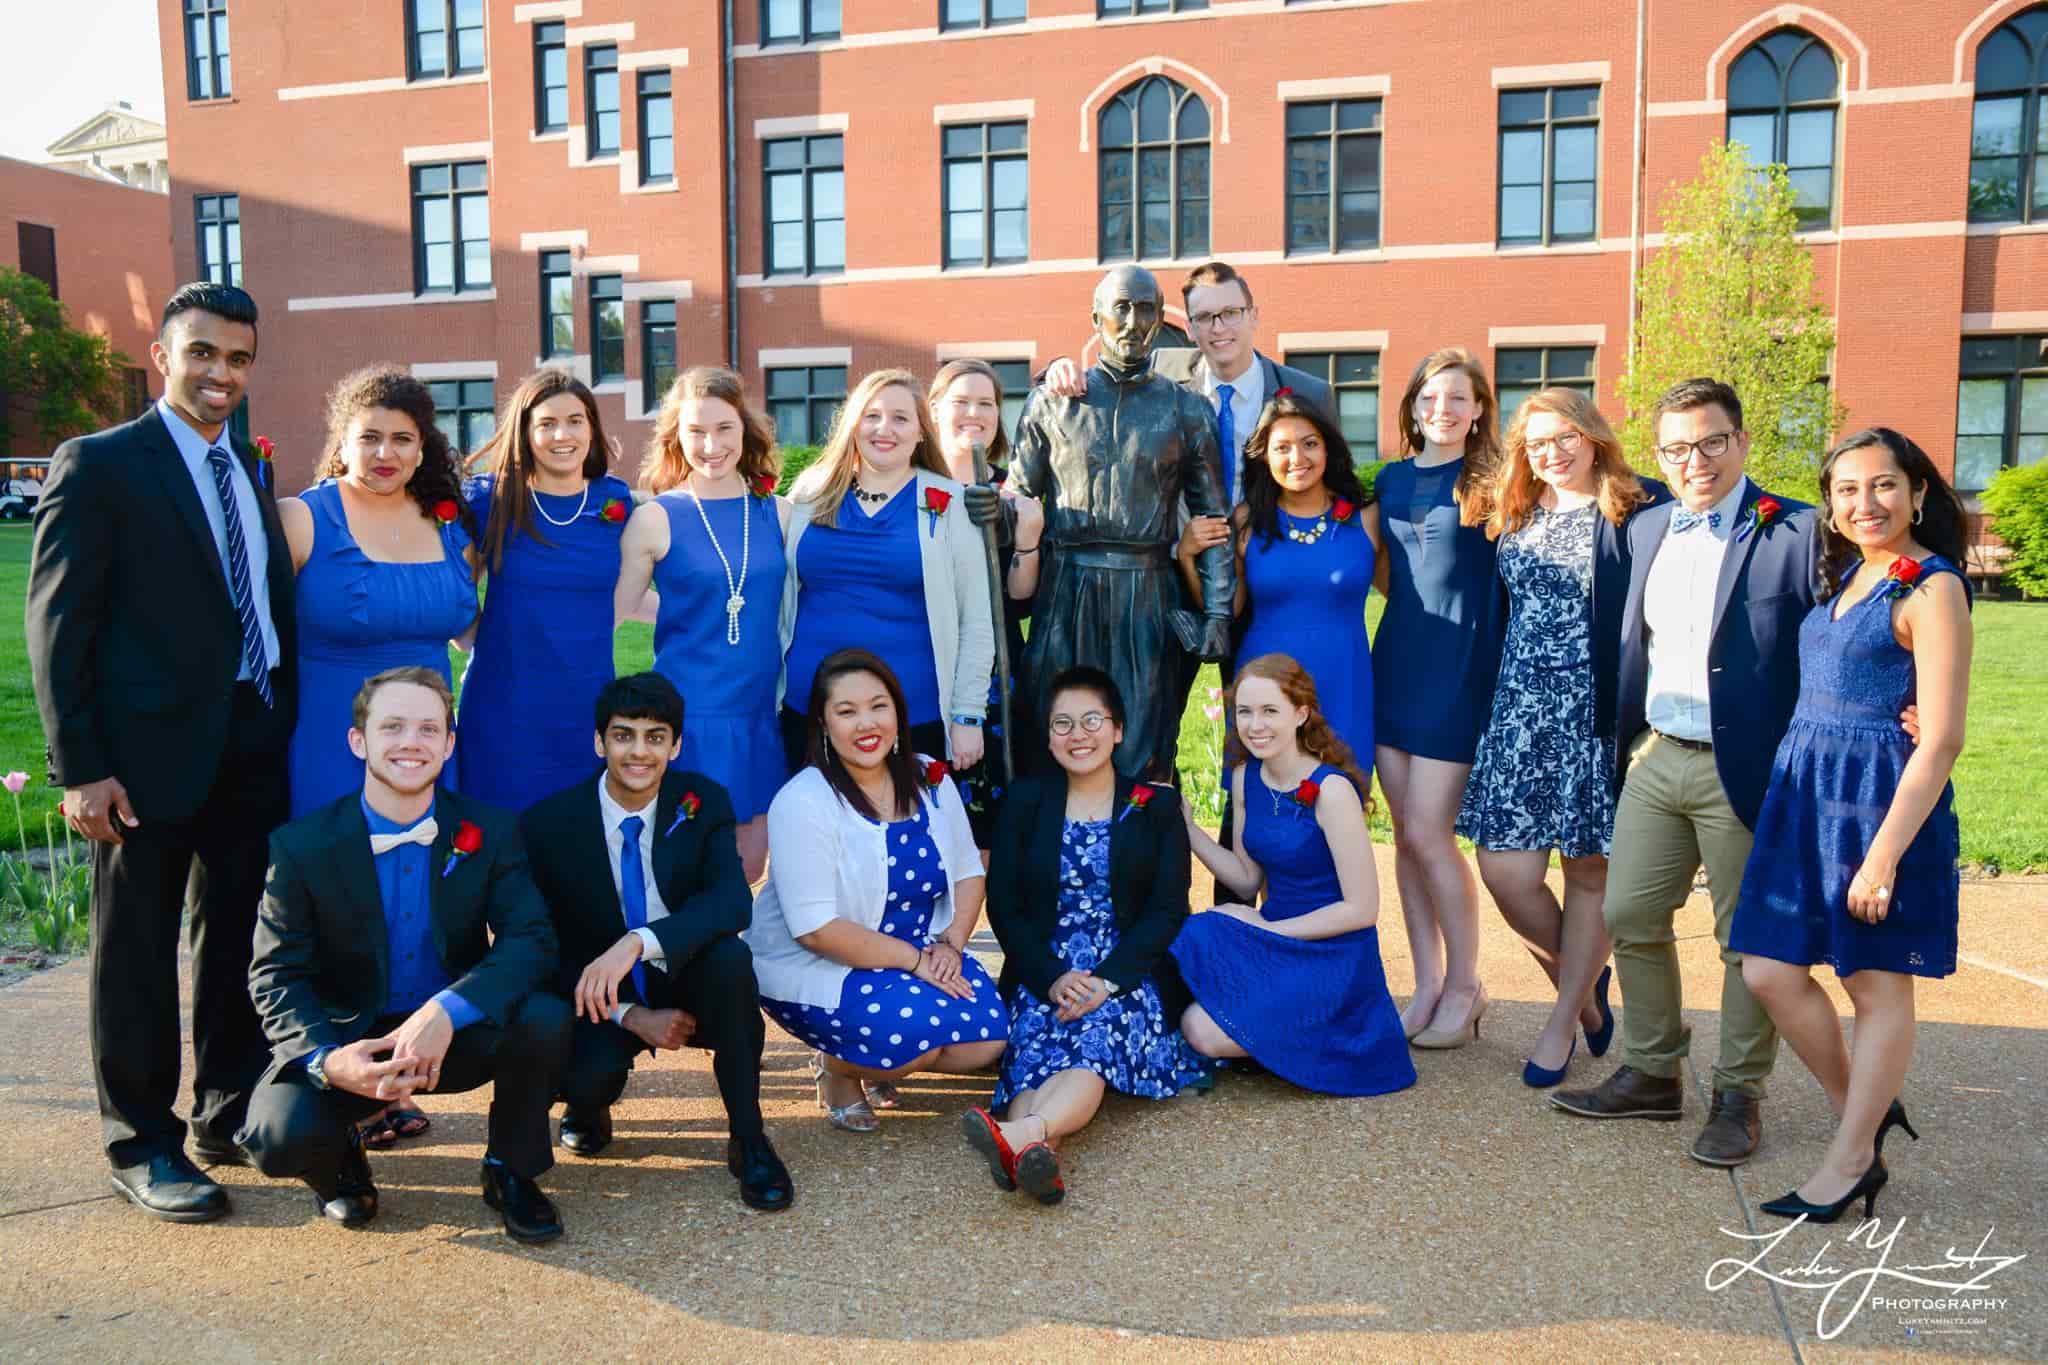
[304,1044,337,1091]
[952,714,984,728]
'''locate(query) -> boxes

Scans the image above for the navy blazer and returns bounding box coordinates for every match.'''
[1150,347,1336,428]
[1591,474,1673,744]
[1612,481,1822,829]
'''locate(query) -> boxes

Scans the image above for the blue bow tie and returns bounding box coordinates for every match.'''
[1671,508,1721,535]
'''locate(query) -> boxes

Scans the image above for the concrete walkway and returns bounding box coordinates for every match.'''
[1,851,2041,1362]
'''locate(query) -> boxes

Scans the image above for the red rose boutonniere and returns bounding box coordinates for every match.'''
[1876,555,1925,603]
[751,473,779,498]
[600,497,628,524]
[1274,387,1294,400]
[432,498,461,527]
[923,486,952,537]
[1331,498,1357,524]
[663,790,702,837]
[441,820,483,878]
[1734,494,1783,543]
[1291,778,1321,810]
[1119,783,1156,823]
[251,434,277,490]
[923,758,951,789]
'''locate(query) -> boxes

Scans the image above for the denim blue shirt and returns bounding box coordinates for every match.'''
[154,397,282,675]
[363,797,481,1028]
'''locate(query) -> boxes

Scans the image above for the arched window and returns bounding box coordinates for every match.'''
[1969,5,2048,222]
[1726,28,1839,229]
[1098,75,1210,262]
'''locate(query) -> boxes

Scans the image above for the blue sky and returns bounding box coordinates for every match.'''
[1,0,165,162]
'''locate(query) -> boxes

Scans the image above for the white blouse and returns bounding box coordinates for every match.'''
[745,763,985,1009]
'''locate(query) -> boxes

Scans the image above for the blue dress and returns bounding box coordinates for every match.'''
[759,803,1008,1068]
[1240,509,1377,762]
[785,486,943,726]
[288,481,477,817]
[653,490,788,821]
[993,818,1213,1112]
[454,474,629,811]
[1169,762,1416,1097]
[1729,556,1964,979]
[1370,456,1503,763]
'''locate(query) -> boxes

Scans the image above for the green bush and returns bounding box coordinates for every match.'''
[774,443,824,493]
[1981,461,2048,599]
[1357,459,1386,501]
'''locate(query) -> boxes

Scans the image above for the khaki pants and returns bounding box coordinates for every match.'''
[1604,730,1779,1097]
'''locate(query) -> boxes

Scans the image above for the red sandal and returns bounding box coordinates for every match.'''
[959,1108,1018,1191]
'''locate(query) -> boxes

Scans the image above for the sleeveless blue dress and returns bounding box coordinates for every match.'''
[785,486,944,727]
[652,490,788,821]
[1169,762,1416,1096]
[1729,555,1965,979]
[288,481,477,817]
[455,474,629,811]
[1239,509,1376,762]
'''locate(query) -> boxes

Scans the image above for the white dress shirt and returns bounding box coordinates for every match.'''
[1642,476,1752,742]
[596,781,673,1024]
[155,397,282,674]
[1199,355,1264,500]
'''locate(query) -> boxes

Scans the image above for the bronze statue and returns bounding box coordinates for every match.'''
[1007,266,1234,778]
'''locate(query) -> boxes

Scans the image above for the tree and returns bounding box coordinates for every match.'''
[1618,142,1846,502]
[0,268,131,451]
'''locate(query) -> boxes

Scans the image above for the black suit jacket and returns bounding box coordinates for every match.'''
[27,407,298,819]
[521,771,752,1004]
[1591,474,1673,744]
[987,774,1191,1006]
[248,787,558,1069]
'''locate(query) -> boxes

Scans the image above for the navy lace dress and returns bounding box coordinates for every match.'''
[1729,556,1964,979]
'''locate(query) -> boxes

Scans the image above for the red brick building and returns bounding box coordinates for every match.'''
[156,0,2048,495]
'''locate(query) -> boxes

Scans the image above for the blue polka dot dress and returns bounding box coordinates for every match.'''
[761,803,1008,1069]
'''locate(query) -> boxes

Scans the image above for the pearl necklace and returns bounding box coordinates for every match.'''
[691,490,751,646]
[531,481,590,526]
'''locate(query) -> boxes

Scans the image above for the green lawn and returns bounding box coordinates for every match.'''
[4,524,2043,872]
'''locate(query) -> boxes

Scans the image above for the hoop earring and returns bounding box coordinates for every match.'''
[892,735,901,755]
[1913,504,1924,526]
[1825,515,1838,536]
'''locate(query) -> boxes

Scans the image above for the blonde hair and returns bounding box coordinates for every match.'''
[1397,347,1503,528]
[641,366,780,495]
[1488,387,1648,539]
[794,368,947,528]
[1225,653,1374,808]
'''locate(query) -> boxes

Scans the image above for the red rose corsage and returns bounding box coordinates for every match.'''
[1875,555,1925,603]
[1118,783,1156,823]
[1734,494,1783,543]
[1275,387,1294,399]
[1331,498,1357,524]
[752,473,779,498]
[252,435,276,462]
[923,758,951,789]
[1291,778,1321,809]
[923,487,952,537]
[441,820,483,878]
[663,790,702,836]
[432,498,461,526]
[600,497,628,524]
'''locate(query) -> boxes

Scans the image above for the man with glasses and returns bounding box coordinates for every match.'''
[1553,378,1821,1169]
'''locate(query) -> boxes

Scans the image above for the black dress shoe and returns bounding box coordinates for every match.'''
[480,1158,563,1244]
[558,1106,613,1157]
[306,1128,379,1228]
[109,1152,229,1223]
[727,1133,794,1212]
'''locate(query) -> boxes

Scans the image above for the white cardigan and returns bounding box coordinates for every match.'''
[777,469,995,759]
[745,763,985,1009]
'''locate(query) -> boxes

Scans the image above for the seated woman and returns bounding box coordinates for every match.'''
[746,648,1008,1133]
[1171,654,1416,1098]
[966,667,1212,1206]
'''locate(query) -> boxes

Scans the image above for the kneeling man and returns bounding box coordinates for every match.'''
[522,673,793,1212]
[240,666,571,1242]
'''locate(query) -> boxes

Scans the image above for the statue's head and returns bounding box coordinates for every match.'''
[1090,266,1162,367]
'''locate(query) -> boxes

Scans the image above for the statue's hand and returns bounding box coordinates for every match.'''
[1196,616,1233,661]
[963,481,1004,527]
[1043,357,1087,398]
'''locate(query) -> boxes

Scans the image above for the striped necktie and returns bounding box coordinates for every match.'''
[205,447,273,706]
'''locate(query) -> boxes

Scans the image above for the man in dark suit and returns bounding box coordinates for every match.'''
[239,667,572,1241]
[1554,378,1819,1167]
[27,282,296,1222]
[522,673,793,1212]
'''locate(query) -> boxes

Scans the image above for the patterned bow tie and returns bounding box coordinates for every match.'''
[369,818,438,855]
[1671,508,1721,535]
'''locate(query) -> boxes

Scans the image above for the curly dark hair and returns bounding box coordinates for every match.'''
[316,366,471,531]
[1240,391,1374,548]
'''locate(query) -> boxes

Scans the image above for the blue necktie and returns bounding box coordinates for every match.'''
[617,815,649,1002]
[205,447,273,706]
[1215,384,1237,504]
[1671,508,1721,535]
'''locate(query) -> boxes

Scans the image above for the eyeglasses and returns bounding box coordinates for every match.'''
[1524,430,1586,459]
[1655,431,1739,465]
[1189,305,1250,331]
[1048,712,1110,736]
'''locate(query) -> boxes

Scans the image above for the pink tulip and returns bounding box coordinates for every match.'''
[1202,704,1223,722]
[1206,686,1222,700]
[1,772,27,795]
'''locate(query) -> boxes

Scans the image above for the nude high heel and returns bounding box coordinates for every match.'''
[1411,986,1488,1050]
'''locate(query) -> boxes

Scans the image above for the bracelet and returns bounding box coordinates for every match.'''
[1014,544,1041,555]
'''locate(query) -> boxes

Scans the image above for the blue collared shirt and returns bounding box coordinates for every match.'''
[362,797,480,1029]
[155,397,282,676]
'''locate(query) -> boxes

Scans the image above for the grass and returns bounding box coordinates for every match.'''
[3,524,2043,872]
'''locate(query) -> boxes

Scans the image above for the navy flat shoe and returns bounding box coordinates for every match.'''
[1585,965,1616,1058]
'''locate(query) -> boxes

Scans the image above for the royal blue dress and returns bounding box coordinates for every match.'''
[1240,509,1377,762]
[1169,762,1416,1097]
[653,490,788,821]
[455,475,629,811]
[288,481,477,817]
[993,818,1213,1112]
[1370,456,1503,764]
[1729,556,1965,979]
[759,803,1008,1068]
[785,486,943,727]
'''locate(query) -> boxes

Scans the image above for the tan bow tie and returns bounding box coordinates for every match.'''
[369,818,438,855]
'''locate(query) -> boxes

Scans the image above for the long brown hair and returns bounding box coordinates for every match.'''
[1397,346,1502,528]
[467,368,616,571]
[792,368,948,528]
[642,365,781,496]
[1816,428,1971,602]
[1489,387,1647,539]
[1225,653,1373,805]
[805,648,923,821]
[1240,392,1374,548]
[317,366,469,531]
[926,358,1013,473]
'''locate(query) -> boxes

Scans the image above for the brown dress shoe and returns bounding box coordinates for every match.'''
[1689,1090,1762,1166]
[1550,1065,1683,1120]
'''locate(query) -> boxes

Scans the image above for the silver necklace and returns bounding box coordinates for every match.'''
[691,490,751,646]
[531,481,590,526]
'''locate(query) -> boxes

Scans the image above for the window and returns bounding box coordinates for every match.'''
[942,0,1026,27]
[637,70,675,184]
[15,224,56,298]
[1726,28,1839,230]
[534,21,567,133]
[1498,85,1599,246]
[762,0,840,45]
[1285,99,1381,254]
[1282,351,1380,460]
[195,194,241,286]
[1956,334,2048,492]
[409,0,484,81]
[1968,8,2048,224]
[1098,0,1205,14]
[1495,346,1596,426]
[1098,76,1209,262]
[642,301,679,409]
[429,379,496,456]
[124,368,152,419]
[765,365,848,446]
[586,45,620,159]
[943,122,1028,268]
[764,135,846,275]
[539,250,573,358]
[590,275,625,383]
[988,358,1031,438]
[185,0,231,100]
[411,161,490,294]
